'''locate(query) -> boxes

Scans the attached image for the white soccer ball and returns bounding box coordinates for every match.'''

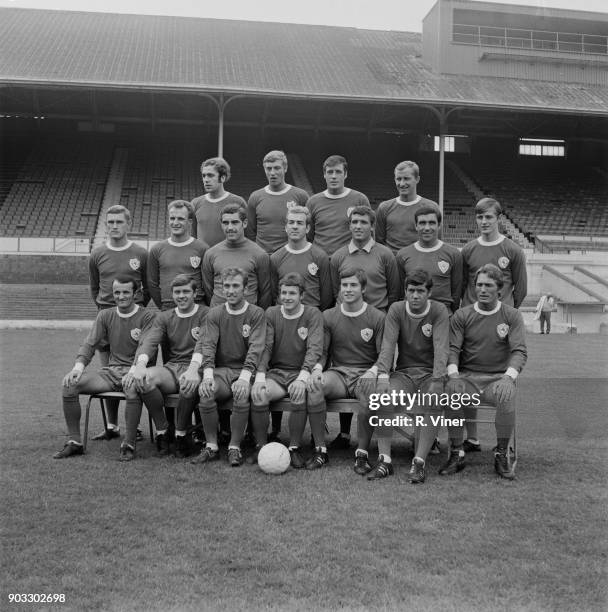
[257,442,290,475]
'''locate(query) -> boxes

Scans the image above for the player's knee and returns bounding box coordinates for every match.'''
[198,397,217,413]
[123,388,139,400]
[232,401,250,415]
[62,385,78,398]
[251,402,269,413]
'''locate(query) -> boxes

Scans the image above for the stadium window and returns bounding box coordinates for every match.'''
[434,136,455,152]
[519,138,565,157]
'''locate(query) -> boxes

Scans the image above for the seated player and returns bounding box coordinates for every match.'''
[190,268,266,467]
[309,269,385,473]
[250,273,325,468]
[53,279,155,460]
[443,264,527,479]
[122,275,209,459]
[375,270,450,482]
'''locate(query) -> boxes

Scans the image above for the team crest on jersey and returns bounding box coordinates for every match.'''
[297,327,308,340]
[496,324,510,339]
[286,200,297,210]
[190,256,201,268]
[308,263,319,276]
[498,257,510,269]
[130,328,141,341]
[360,328,373,342]
[421,323,433,337]
[437,260,449,274]
[191,326,200,340]
[129,258,141,271]
[242,324,251,338]
[346,207,355,218]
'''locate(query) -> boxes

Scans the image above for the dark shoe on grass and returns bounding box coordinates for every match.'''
[289,448,306,469]
[119,443,135,462]
[191,446,220,464]
[439,450,466,476]
[53,441,84,459]
[408,458,426,484]
[92,428,120,441]
[353,451,372,476]
[305,449,329,470]
[367,459,394,480]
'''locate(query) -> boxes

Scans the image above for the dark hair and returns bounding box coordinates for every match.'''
[279,272,305,295]
[414,204,442,224]
[106,205,131,223]
[475,197,502,216]
[112,277,138,292]
[404,269,433,291]
[339,268,367,290]
[201,157,231,181]
[221,267,248,288]
[167,200,193,215]
[474,263,504,290]
[323,155,348,173]
[349,206,375,226]
[170,274,197,292]
[220,203,247,222]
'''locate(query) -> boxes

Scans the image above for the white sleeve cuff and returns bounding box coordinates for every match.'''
[136,354,149,365]
[203,367,214,380]
[254,372,266,384]
[447,364,459,376]
[73,362,85,373]
[239,370,252,383]
[368,365,378,376]
[312,363,323,372]
[296,370,310,383]
[190,352,203,366]
[378,373,390,380]
[129,365,136,374]
[505,367,519,380]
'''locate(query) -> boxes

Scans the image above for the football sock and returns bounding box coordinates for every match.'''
[201,407,219,446]
[467,438,479,445]
[124,397,143,446]
[251,409,270,447]
[308,412,326,449]
[176,396,197,432]
[105,398,120,430]
[379,454,392,463]
[62,395,82,443]
[206,443,219,451]
[141,388,169,431]
[288,411,307,448]
[496,437,510,451]
[413,456,425,464]
[175,430,187,437]
[229,409,249,447]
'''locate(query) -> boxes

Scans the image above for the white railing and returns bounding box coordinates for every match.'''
[0,237,91,253]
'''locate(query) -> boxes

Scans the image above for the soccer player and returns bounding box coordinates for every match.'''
[270,206,333,310]
[396,205,463,313]
[88,204,149,440]
[53,279,155,460]
[190,268,266,467]
[376,161,439,254]
[148,200,208,310]
[202,204,272,309]
[306,155,371,257]
[443,264,527,479]
[460,197,527,450]
[246,150,309,254]
[122,275,209,459]
[309,269,385,472]
[251,273,325,467]
[330,206,400,311]
[190,157,247,247]
[375,269,450,482]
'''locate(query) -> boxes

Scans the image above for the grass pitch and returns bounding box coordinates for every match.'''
[1,330,607,611]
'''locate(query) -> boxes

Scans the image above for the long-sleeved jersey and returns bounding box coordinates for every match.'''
[88,241,149,307]
[202,238,272,309]
[191,193,247,247]
[306,189,371,257]
[246,185,309,254]
[377,300,449,378]
[321,303,384,369]
[270,243,333,310]
[396,240,463,312]
[197,302,266,374]
[75,306,156,368]
[330,240,401,311]
[147,238,208,308]
[136,304,209,364]
[375,196,439,254]
[461,235,527,308]
[449,302,527,374]
[258,305,324,373]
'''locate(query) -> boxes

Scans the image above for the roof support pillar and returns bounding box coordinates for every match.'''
[199,93,247,158]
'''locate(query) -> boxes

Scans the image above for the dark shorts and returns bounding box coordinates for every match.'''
[163,362,189,389]
[326,366,368,398]
[97,366,131,391]
[267,368,300,391]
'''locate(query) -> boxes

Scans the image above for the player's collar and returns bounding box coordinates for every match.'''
[285,242,312,254]
[116,304,139,318]
[474,301,502,315]
[280,305,304,319]
[396,195,421,206]
[323,188,351,199]
[414,240,443,252]
[174,304,199,318]
[205,192,230,203]
[340,302,367,317]
[406,301,430,318]
[348,238,374,254]
[476,234,505,246]
[106,240,133,251]
[225,301,249,315]
[264,184,292,195]
[168,237,194,247]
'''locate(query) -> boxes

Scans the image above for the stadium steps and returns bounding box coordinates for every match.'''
[92,147,130,249]
[287,153,314,194]
[0,284,96,320]
[542,265,607,303]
